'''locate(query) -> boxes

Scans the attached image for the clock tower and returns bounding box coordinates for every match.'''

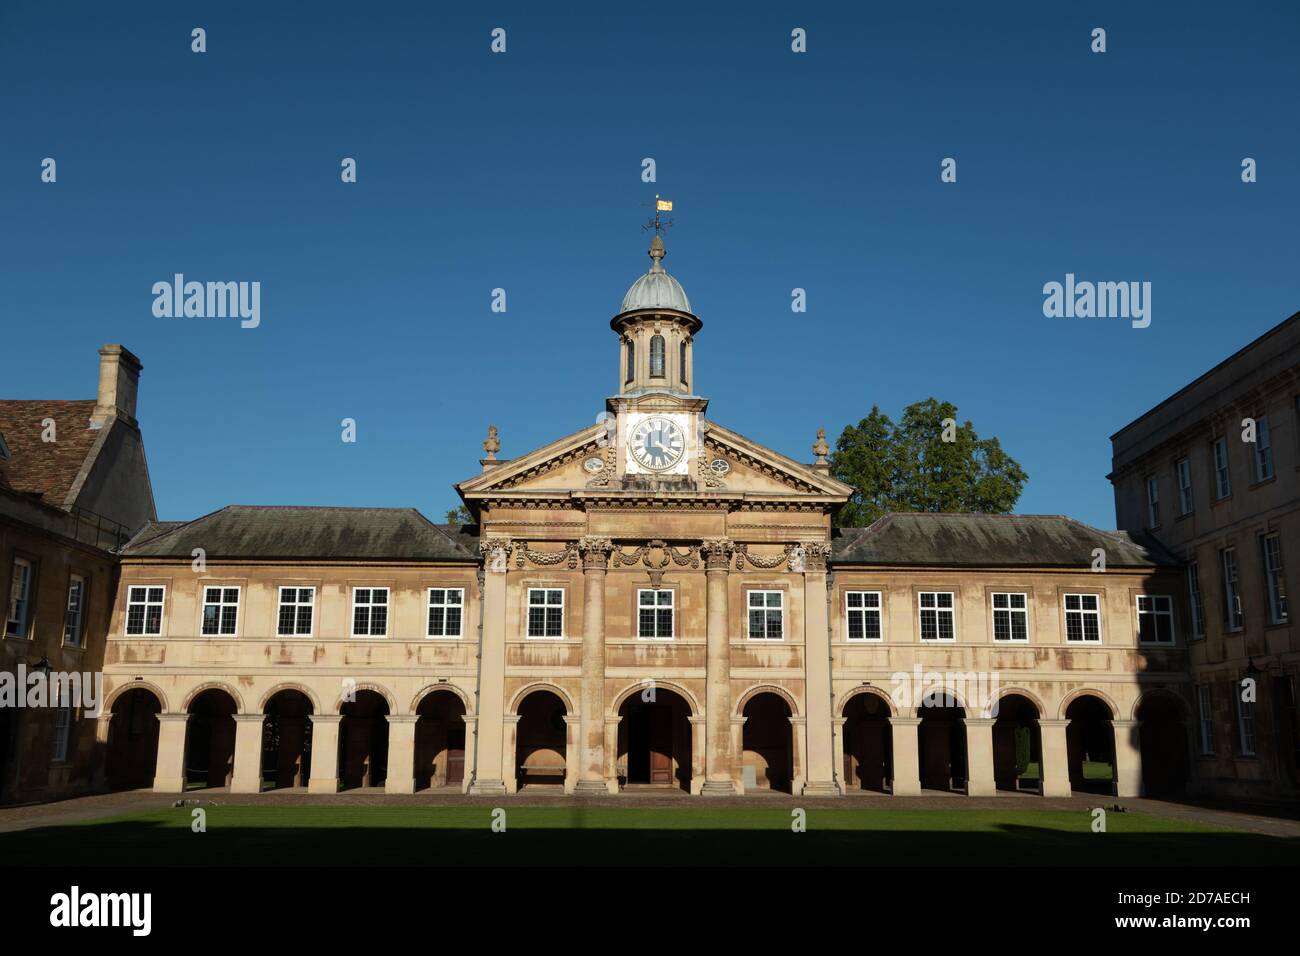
[608,233,706,481]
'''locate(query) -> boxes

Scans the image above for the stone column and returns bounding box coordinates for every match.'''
[964,717,997,796]
[1038,719,1072,797]
[307,714,341,793]
[576,537,612,793]
[688,715,706,795]
[460,715,477,794]
[92,714,114,790]
[502,714,520,794]
[702,538,738,794]
[470,538,511,794]
[153,714,188,793]
[230,714,266,794]
[385,714,418,794]
[563,714,580,794]
[889,717,922,796]
[801,544,839,795]
[604,716,622,794]
[790,715,808,794]
[1112,719,1143,797]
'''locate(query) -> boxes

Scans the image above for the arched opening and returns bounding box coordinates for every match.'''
[679,338,688,386]
[625,338,635,384]
[415,690,467,790]
[1137,695,1189,796]
[339,690,389,790]
[617,687,692,791]
[842,693,892,792]
[185,689,237,789]
[514,690,567,789]
[917,693,967,792]
[106,688,162,790]
[649,334,665,377]
[993,694,1042,793]
[742,692,793,793]
[262,690,313,790]
[1065,694,1116,795]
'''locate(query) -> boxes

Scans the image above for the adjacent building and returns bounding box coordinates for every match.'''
[0,345,155,802]
[1110,311,1300,799]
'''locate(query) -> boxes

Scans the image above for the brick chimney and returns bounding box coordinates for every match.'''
[89,344,143,429]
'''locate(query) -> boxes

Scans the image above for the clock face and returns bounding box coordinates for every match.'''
[629,417,686,471]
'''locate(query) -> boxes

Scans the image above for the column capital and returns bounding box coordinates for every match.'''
[702,537,735,570]
[156,713,189,723]
[479,536,513,574]
[579,536,614,570]
[964,717,997,728]
[232,713,266,723]
[1038,718,1070,729]
[385,714,419,725]
[1110,719,1140,729]
[309,713,343,725]
[889,717,922,727]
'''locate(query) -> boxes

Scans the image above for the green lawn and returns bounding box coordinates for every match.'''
[3,806,1294,866]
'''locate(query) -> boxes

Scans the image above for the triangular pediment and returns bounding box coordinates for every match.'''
[458,419,851,506]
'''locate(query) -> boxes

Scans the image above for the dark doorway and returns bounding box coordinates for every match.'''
[917,693,966,792]
[415,690,467,790]
[1065,694,1116,795]
[106,688,161,790]
[185,689,237,789]
[514,690,567,788]
[339,690,389,789]
[618,688,691,791]
[262,690,313,789]
[842,692,892,792]
[0,707,13,801]
[742,692,793,793]
[993,694,1042,793]
[1137,694,1188,796]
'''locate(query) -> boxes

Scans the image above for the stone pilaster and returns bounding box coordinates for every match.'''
[229,714,266,794]
[889,717,922,796]
[307,714,342,793]
[152,714,188,793]
[1038,718,1072,797]
[385,714,418,794]
[1112,719,1143,797]
[964,717,997,796]
[470,536,511,794]
[702,538,737,794]
[575,536,612,793]
[801,543,838,795]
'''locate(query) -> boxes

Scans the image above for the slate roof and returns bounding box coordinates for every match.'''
[122,506,479,561]
[831,513,1179,568]
[0,400,100,506]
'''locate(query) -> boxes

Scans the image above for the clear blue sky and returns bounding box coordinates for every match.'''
[2,1,1296,528]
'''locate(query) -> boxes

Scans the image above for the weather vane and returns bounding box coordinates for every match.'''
[641,193,674,235]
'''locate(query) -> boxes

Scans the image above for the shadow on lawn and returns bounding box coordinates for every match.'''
[3,821,1298,866]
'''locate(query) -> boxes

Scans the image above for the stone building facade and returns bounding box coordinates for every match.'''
[1110,311,1300,799]
[94,238,1197,799]
[0,345,155,802]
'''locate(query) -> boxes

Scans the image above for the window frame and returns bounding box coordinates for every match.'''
[51,706,73,764]
[1187,561,1206,640]
[276,586,316,637]
[1221,547,1243,631]
[1135,594,1176,646]
[1176,457,1193,515]
[1253,414,1274,482]
[526,587,565,640]
[1146,475,1160,528]
[747,589,785,641]
[426,586,465,639]
[124,584,166,637]
[1212,437,1231,500]
[1235,692,1256,756]
[350,586,390,639]
[5,556,34,639]
[649,333,666,378]
[1261,533,1288,625]
[200,584,242,637]
[1195,685,1214,756]
[1063,592,1102,643]
[990,591,1029,642]
[637,588,675,641]
[844,590,883,642]
[917,591,956,642]
[63,573,87,648]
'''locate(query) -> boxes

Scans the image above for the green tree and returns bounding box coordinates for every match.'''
[444,505,472,525]
[829,398,1026,526]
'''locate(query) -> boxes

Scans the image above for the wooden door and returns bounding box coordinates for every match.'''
[649,706,673,784]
